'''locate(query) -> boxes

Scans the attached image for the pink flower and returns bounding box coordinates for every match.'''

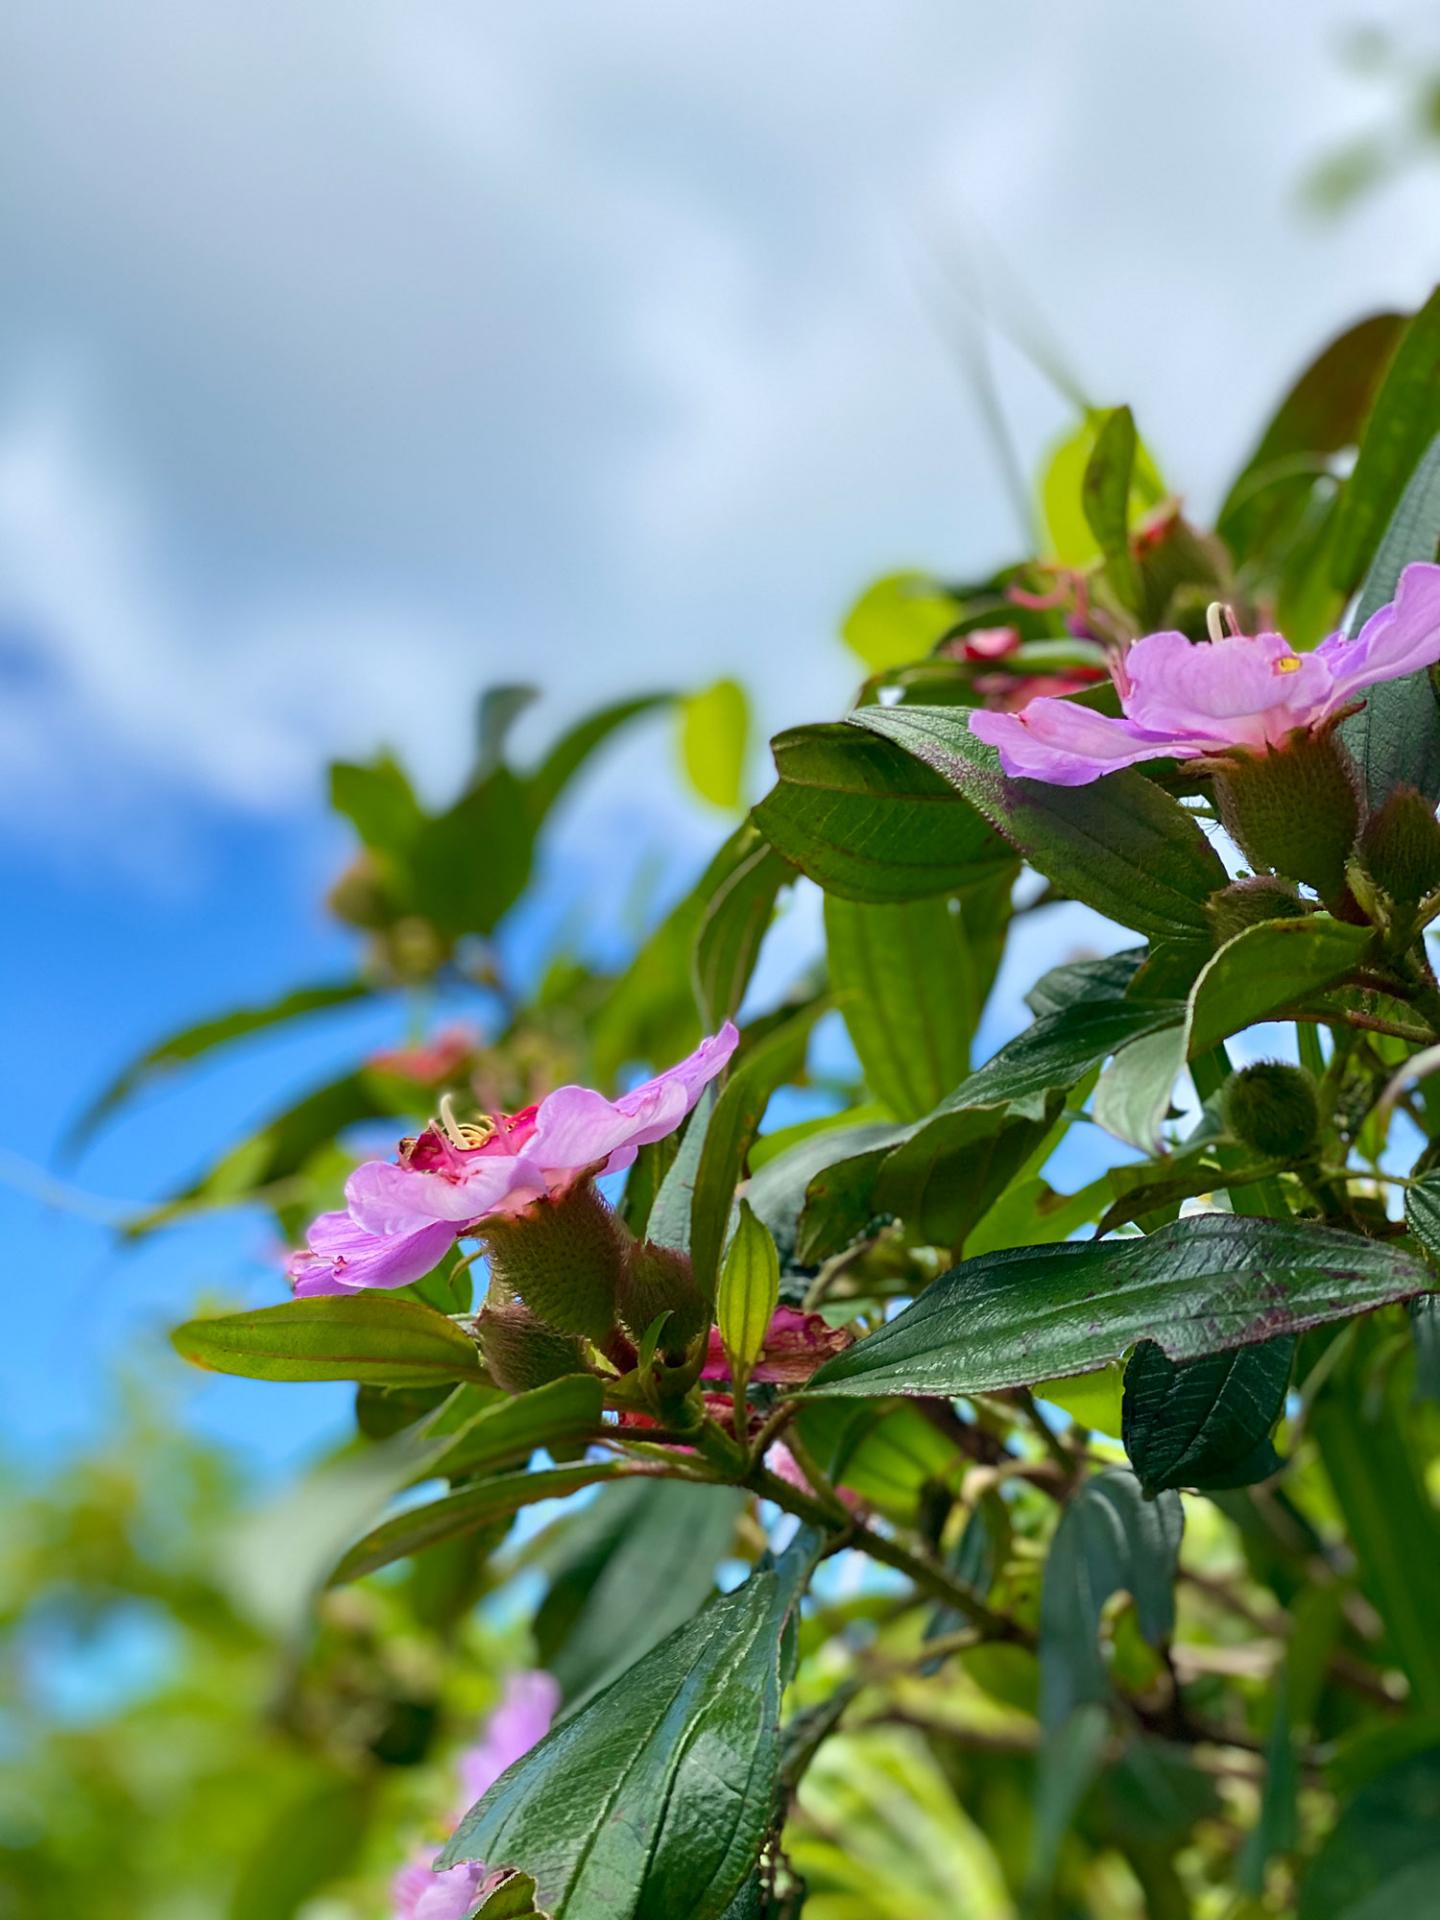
[391,1673,558,1920]
[287,1026,738,1297]
[968,562,1440,786]
[701,1306,854,1384]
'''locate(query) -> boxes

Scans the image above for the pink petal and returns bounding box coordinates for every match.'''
[456,1672,560,1807]
[1318,562,1440,704]
[287,1210,456,1296]
[1122,629,1332,742]
[969,700,1184,785]
[525,1023,739,1182]
[346,1157,519,1232]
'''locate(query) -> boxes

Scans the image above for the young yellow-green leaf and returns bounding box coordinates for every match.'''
[681,678,750,811]
[1036,1365,1125,1437]
[717,1202,780,1377]
[841,571,961,670]
[172,1294,488,1388]
[824,893,976,1120]
[419,1375,604,1482]
[1042,412,1164,567]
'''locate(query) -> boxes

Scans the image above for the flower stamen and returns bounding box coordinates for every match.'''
[437,1091,496,1150]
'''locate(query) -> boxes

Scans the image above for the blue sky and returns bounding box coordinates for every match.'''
[3,0,1439,1472]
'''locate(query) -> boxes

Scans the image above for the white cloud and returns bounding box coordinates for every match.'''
[0,0,1436,852]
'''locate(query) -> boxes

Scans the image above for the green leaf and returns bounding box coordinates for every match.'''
[754,721,1012,903]
[1042,413,1165,566]
[525,693,673,825]
[841,571,961,671]
[1218,310,1405,561]
[422,1376,605,1481]
[804,1214,1429,1399]
[692,826,791,1029]
[1026,1704,1110,1902]
[1025,946,1144,1017]
[1040,1467,1182,1726]
[329,754,424,855]
[172,1294,488,1388]
[68,978,371,1147]
[690,1003,824,1296]
[1037,1364,1125,1436]
[645,1087,716,1257]
[437,1533,823,1919]
[717,1202,781,1376]
[330,1463,627,1584]
[1299,1747,1440,1920]
[824,894,977,1119]
[1405,1169,1440,1267]
[1331,286,1440,592]
[538,1481,747,1708]
[681,678,750,810]
[851,704,1226,940]
[475,684,540,775]
[1094,914,1372,1152]
[1122,1339,1291,1493]
[472,1870,545,1918]
[1338,432,1440,810]
[1311,1355,1440,1711]
[409,767,535,935]
[228,1772,371,1920]
[1082,405,1143,611]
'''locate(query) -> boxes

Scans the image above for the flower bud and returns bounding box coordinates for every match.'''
[327,851,396,930]
[617,1241,710,1358]
[1221,1062,1320,1160]
[1205,876,1310,947]
[1355,785,1440,910]
[481,1180,627,1346]
[1211,727,1362,904]
[476,1302,588,1394]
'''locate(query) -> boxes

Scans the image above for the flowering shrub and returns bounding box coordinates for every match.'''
[84,294,1440,1918]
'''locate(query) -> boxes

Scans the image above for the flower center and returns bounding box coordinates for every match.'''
[437,1091,497,1150]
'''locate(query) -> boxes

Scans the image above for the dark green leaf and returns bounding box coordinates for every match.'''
[437,1533,822,1920]
[692,826,791,1029]
[805,1215,1429,1399]
[173,1294,487,1387]
[1026,946,1144,1018]
[824,894,976,1119]
[754,721,1011,903]
[69,979,371,1148]
[851,705,1226,940]
[1412,1297,1440,1404]
[1123,1338,1292,1493]
[542,1481,746,1708]
[1218,311,1405,560]
[1331,287,1440,592]
[1299,1747,1440,1920]
[1040,1468,1182,1726]
[1338,432,1440,810]
[330,1463,627,1584]
[475,684,540,774]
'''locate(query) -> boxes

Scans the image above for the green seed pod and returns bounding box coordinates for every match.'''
[1356,785,1440,909]
[618,1241,710,1357]
[1211,728,1362,905]
[1205,875,1309,947]
[475,1302,588,1394]
[1221,1062,1320,1160]
[481,1180,627,1345]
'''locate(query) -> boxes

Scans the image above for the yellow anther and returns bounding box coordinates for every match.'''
[438,1091,496,1149]
[1274,654,1302,675]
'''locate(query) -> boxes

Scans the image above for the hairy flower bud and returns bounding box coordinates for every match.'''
[1355,785,1440,909]
[617,1240,710,1357]
[1205,875,1310,947]
[480,1180,627,1345]
[1221,1061,1320,1160]
[1211,727,1362,904]
[476,1302,588,1394]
